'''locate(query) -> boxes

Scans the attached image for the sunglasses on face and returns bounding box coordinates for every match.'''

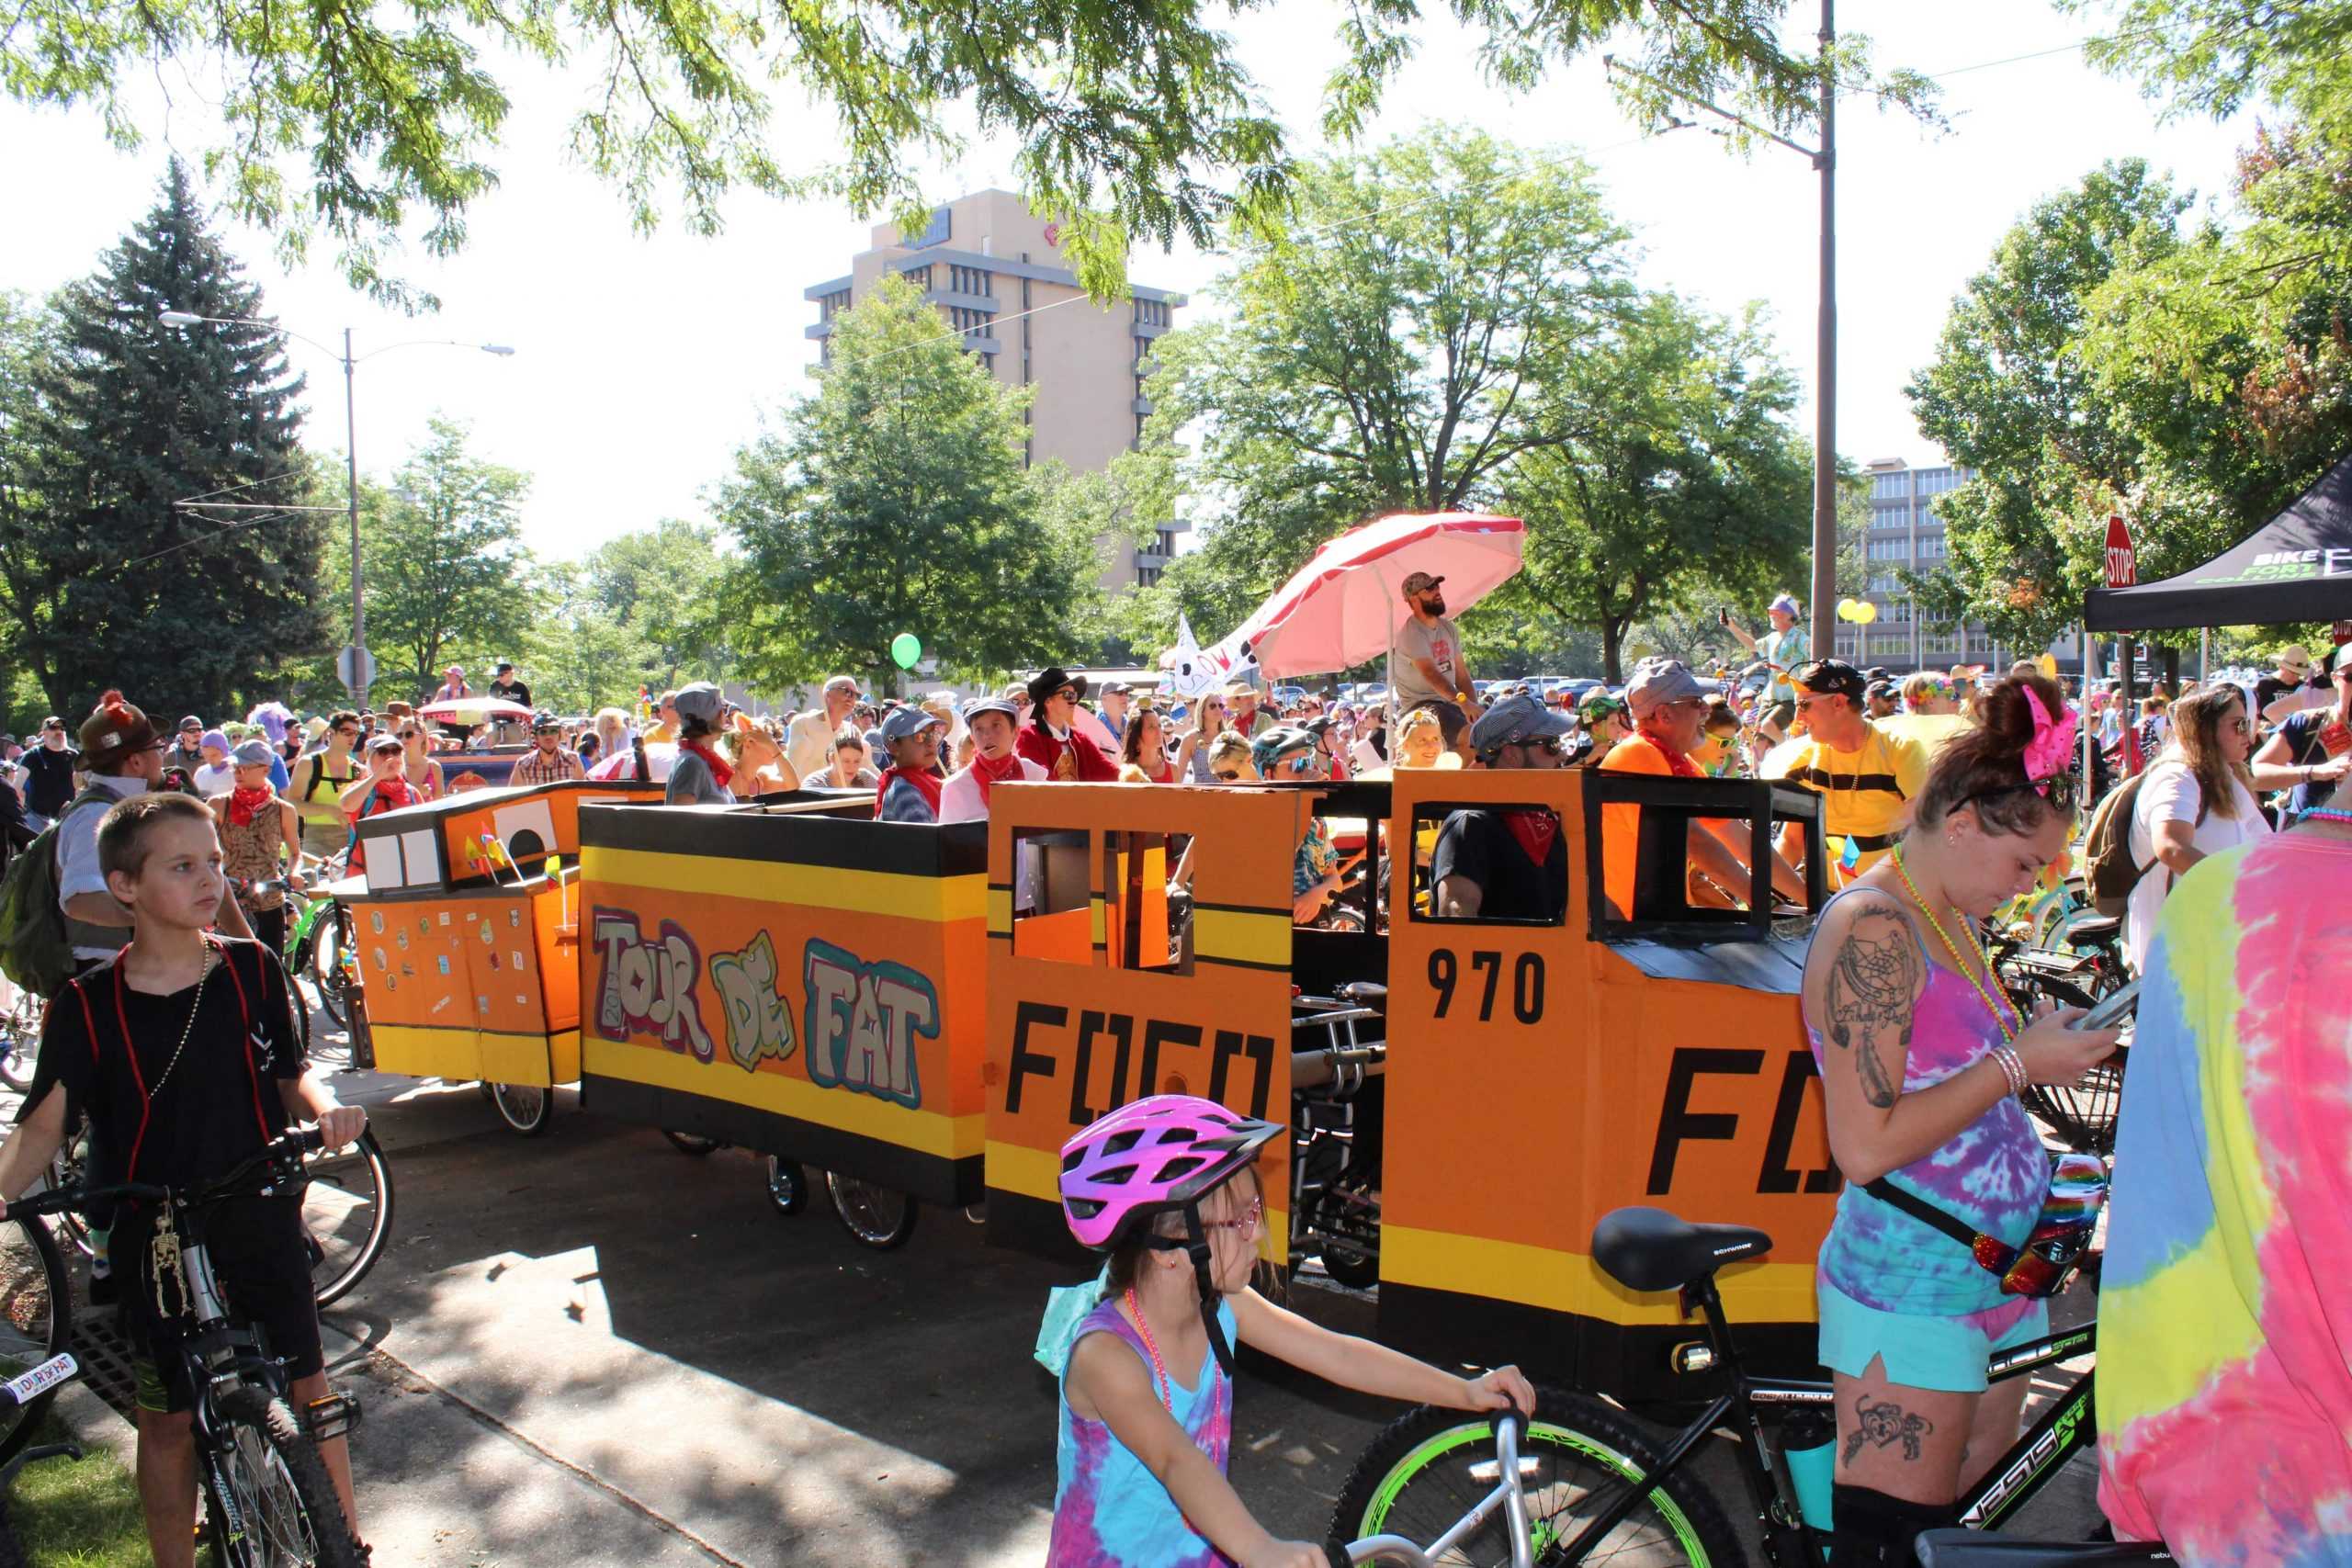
[1200,1196,1264,1236]
[1524,736,1567,756]
[1214,768,1243,782]
[1964,771,2082,813]
[1053,687,1079,703]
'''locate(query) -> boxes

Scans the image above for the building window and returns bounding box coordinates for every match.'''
[949,306,994,344]
[900,263,933,290]
[1133,297,1170,329]
[1871,471,1908,500]
[1915,534,1948,560]
[1136,565,1161,588]
[1156,528,1177,557]
[1868,537,1909,560]
[820,288,853,321]
[949,264,993,297]
[1871,504,1908,530]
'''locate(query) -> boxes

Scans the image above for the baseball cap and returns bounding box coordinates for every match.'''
[1866,680,1900,705]
[39,716,63,732]
[365,734,404,756]
[1401,571,1445,596]
[1470,693,1575,759]
[532,710,562,731]
[231,739,276,767]
[1770,593,1800,616]
[1624,659,1722,719]
[962,695,1020,725]
[177,715,203,733]
[1577,689,1628,726]
[496,660,515,674]
[881,705,944,743]
[673,682,724,725]
[1792,658,1868,703]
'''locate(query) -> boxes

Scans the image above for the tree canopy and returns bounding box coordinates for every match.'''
[361,416,537,701]
[3,0,1930,305]
[713,274,1107,696]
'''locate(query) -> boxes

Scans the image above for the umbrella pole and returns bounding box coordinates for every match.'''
[2199,626,2211,683]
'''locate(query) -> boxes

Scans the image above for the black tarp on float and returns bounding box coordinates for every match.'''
[2084,451,2352,631]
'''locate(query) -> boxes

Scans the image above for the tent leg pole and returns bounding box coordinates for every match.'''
[2080,626,2092,787]
[2199,627,2211,682]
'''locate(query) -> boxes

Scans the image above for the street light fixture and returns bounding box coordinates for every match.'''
[157,310,516,708]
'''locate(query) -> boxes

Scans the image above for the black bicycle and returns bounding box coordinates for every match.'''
[12,1128,366,1568]
[1329,1206,2157,1566]
[0,1217,68,1471]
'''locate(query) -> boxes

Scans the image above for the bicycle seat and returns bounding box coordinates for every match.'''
[2066,915,2123,947]
[1590,1207,1772,1293]
[1915,1532,2172,1568]
[1337,981,1387,1008]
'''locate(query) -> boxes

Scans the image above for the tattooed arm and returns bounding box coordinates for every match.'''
[1804,892,2018,1185]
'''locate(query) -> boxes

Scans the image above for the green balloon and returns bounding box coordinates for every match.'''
[890,632,922,669]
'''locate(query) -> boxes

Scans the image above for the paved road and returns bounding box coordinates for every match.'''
[57,1053,2105,1565]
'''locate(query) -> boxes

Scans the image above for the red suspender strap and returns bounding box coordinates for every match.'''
[109,963,154,1184]
[215,938,271,1142]
[74,977,100,1071]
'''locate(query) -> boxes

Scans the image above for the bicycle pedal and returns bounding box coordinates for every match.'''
[305,1390,364,1441]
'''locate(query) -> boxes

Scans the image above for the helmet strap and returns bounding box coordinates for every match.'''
[1182,1208,1237,1379]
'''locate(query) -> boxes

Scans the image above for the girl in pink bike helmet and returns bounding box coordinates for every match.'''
[1046,1095,1534,1568]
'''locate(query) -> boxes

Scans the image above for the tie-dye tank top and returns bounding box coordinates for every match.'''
[1804,888,2048,1320]
[1048,1297,1238,1568]
[2098,831,2352,1564]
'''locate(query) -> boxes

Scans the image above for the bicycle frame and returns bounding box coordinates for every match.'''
[1555,1276,2097,1565]
[1344,1416,1537,1568]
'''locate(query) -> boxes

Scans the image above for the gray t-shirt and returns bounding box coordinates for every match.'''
[664,749,734,807]
[1390,615,1464,709]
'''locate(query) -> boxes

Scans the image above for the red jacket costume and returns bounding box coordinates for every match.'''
[1016,718,1119,782]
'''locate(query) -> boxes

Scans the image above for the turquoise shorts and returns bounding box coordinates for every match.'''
[1817,1279,2049,1393]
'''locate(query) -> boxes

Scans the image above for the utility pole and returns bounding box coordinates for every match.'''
[345,328,368,710]
[1811,0,1838,666]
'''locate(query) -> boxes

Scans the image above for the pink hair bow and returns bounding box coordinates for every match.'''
[2022,688,2078,783]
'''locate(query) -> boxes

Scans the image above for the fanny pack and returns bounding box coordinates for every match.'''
[1862,1150,2107,1298]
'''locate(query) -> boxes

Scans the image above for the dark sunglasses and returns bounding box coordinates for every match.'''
[1213,768,1243,782]
[1052,686,1079,703]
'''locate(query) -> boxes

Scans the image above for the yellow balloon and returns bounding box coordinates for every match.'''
[1853,601,1879,624]
[1836,598,1857,621]
[2036,652,2059,680]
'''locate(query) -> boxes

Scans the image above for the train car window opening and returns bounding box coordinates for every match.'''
[1010,827,1099,964]
[1103,830,1191,976]
[1579,775,1827,946]
[1408,803,1569,929]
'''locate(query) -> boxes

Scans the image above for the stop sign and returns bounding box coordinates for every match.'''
[2104,514,2137,589]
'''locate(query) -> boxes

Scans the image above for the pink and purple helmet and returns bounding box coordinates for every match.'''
[1058,1094,1283,1251]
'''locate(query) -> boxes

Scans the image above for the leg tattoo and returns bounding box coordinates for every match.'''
[1842,1395,1936,1466]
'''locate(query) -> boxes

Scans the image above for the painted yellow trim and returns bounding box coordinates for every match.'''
[588,1040,983,1158]
[1090,897,1106,945]
[369,1024,561,1087]
[1382,1224,1819,1325]
[988,887,1012,934]
[581,846,985,922]
[987,1140,1291,1262]
[1192,907,1290,967]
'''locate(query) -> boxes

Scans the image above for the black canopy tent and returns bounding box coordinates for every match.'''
[2084,452,2352,632]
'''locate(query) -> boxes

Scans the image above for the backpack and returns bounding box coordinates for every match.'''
[0,781,122,998]
[2080,761,2204,918]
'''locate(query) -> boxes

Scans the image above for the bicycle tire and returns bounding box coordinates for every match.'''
[306,1131,394,1309]
[0,1218,71,1471]
[662,1130,724,1156]
[2002,971,2128,1156]
[825,1173,917,1250]
[39,1141,91,1261]
[1329,1389,1747,1568]
[205,1382,362,1568]
[311,906,356,1033]
[489,1081,553,1137]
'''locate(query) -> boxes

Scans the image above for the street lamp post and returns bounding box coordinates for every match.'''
[158,310,514,709]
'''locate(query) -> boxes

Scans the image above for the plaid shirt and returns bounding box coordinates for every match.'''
[509,747,584,785]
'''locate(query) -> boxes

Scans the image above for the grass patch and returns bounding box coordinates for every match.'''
[6,1409,147,1568]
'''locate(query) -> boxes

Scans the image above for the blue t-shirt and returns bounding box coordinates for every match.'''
[1049,1297,1238,1568]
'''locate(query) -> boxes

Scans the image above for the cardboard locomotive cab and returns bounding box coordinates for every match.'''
[981,766,1841,1403]
[337,778,663,1089]
[574,794,989,1207]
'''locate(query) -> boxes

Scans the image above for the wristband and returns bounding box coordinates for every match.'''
[1991,1043,2028,1096]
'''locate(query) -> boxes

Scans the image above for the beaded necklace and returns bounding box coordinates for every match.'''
[2301,806,2352,827]
[1124,1287,1210,1414]
[1890,847,2020,1048]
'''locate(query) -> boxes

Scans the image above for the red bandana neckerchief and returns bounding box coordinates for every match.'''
[227,785,276,828]
[876,766,944,816]
[682,738,734,790]
[372,776,419,813]
[967,749,1024,808]
[1503,809,1558,868]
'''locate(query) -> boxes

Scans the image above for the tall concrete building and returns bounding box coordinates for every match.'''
[805,190,1189,589]
[1841,458,2082,674]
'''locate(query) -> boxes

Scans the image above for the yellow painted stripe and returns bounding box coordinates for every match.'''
[1090,897,1106,945]
[986,1140,1291,1263]
[581,846,985,922]
[1193,906,1291,967]
[988,887,1012,934]
[590,1041,983,1159]
[370,1024,560,1087]
[1383,1224,1819,1325]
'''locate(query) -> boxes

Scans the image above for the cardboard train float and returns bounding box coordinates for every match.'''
[336,764,1838,1400]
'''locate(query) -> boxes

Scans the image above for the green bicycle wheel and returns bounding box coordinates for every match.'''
[1330,1390,1746,1567]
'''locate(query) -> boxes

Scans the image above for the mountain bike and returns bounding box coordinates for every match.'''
[12,1128,366,1567]
[42,1123,393,1311]
[1992,923,2134,1156]
[1328,1206,2147,1567]
[0,987,38,1093]
[0,1350,86,1568]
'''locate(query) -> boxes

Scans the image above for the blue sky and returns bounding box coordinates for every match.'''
[2,0,2252,560]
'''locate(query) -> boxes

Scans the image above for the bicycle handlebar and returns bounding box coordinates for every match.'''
[11,1127,326,1219]
[1328,1408,1530,1568]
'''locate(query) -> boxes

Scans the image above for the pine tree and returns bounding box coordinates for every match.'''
[0,160,328,723]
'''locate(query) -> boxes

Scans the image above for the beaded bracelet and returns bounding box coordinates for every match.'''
[1991,1043,2029,1096]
